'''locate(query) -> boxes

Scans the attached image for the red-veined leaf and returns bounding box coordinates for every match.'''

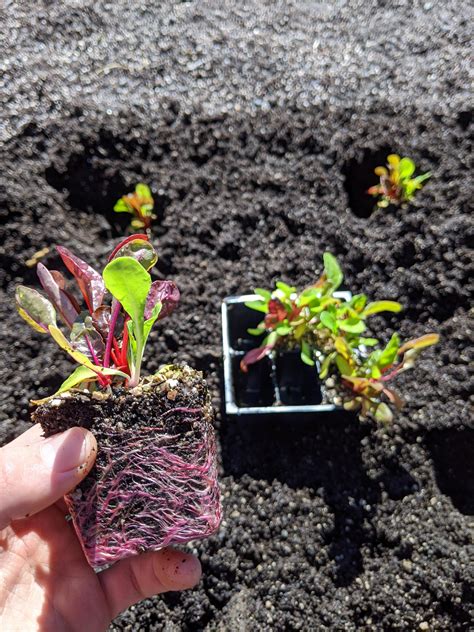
[240,344,274,373]
[16,286,57,333]
[108,234,149,261]
[145,280,180,321]
[57,246,105,313]
[37,263,79,327]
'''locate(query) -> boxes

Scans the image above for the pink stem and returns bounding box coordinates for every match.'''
[85,334,100,365]
[104,300,121,368]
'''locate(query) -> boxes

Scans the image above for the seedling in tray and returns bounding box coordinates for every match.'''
[368,154,431,209]
[16,234,221,566]
[241,252,439,423]
[113,183,157,232]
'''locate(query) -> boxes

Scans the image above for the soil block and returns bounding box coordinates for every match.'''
[32,365,222,567]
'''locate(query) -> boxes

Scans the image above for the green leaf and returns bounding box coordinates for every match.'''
[336,354,353,376]
[339,318,366,334]
[113,199,133,213]
[362,301,403,317]
[406,172,431,196]
[31,365,128,405]
[275,281,296,297]
[412,172,431,185]
[375,402,393,424]
[398,157,415,180]
[254,288,272,301]
[359,337,379,347]
[275,324,292,336]
[127,321,137,355]
[323,252,343,291]
[143,301,162,346]
[298,288,321,308]
[103,257,152,385]
[319,352,336,379]
[247,327,266,336]
[300,340,315,366]
[351,294,367,312]
[135,183,153,200]
[245,300,268,313]
[103,257,151,328]
[320,310,337,333]
[379,333,401,368]
[263,331,279,348]
[371,364,382,379]
[16,286,57,333]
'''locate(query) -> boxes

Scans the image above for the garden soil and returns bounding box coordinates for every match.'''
[0,2,472,630]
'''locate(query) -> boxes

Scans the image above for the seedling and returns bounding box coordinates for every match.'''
[368,154,431,208]
[113,183,156,231]
[16,235,221,566]
[16,234,177,397]
[243,253,439,423]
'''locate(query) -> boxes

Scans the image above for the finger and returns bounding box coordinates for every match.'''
[0,427,97,529]
[99,548,202,619]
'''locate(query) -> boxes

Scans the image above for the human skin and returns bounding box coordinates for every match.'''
[0,424,202,631]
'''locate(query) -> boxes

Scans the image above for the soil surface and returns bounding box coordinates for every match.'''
[1,2,473,630]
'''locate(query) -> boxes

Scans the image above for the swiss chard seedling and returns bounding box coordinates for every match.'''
[16,234,177,398]
[114,183,157,231]
[368,154,431,209]
[243,252,439,423]
[17,235,221,566]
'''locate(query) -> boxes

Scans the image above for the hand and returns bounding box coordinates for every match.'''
[0,425,201,631]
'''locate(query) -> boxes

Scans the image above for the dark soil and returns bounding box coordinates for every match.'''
[32,366,220,567]
[1,2,473,630]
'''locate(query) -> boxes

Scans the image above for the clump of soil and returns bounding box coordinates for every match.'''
[33,365,222,567]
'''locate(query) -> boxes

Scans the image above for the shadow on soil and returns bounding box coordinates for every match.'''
[342,146,392,218]
[427,428,474,515]
[220,408,417,586]
[44,131,171,238]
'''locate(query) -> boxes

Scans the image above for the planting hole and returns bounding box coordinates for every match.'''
[45,154,128,236]
[343,147,392,218]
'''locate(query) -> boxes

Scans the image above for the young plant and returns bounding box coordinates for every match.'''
[113,183,156,231]
[368,154,431,208]
[16,234,178,399]
[16,235,221,566]
[243,252,439,423]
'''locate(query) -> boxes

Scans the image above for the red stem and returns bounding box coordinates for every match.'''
[104,300,121,368]
[84,334,100,366]
[119,320,130,370]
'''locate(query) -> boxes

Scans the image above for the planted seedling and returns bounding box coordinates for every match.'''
[243,252,439,423]
[114,183,156,232]
[17,234,221,566]
[368,154,431,209]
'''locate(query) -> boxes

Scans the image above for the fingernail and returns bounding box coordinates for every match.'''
[40,428,95,472]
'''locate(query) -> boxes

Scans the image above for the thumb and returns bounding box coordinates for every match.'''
[0,426,97,529]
